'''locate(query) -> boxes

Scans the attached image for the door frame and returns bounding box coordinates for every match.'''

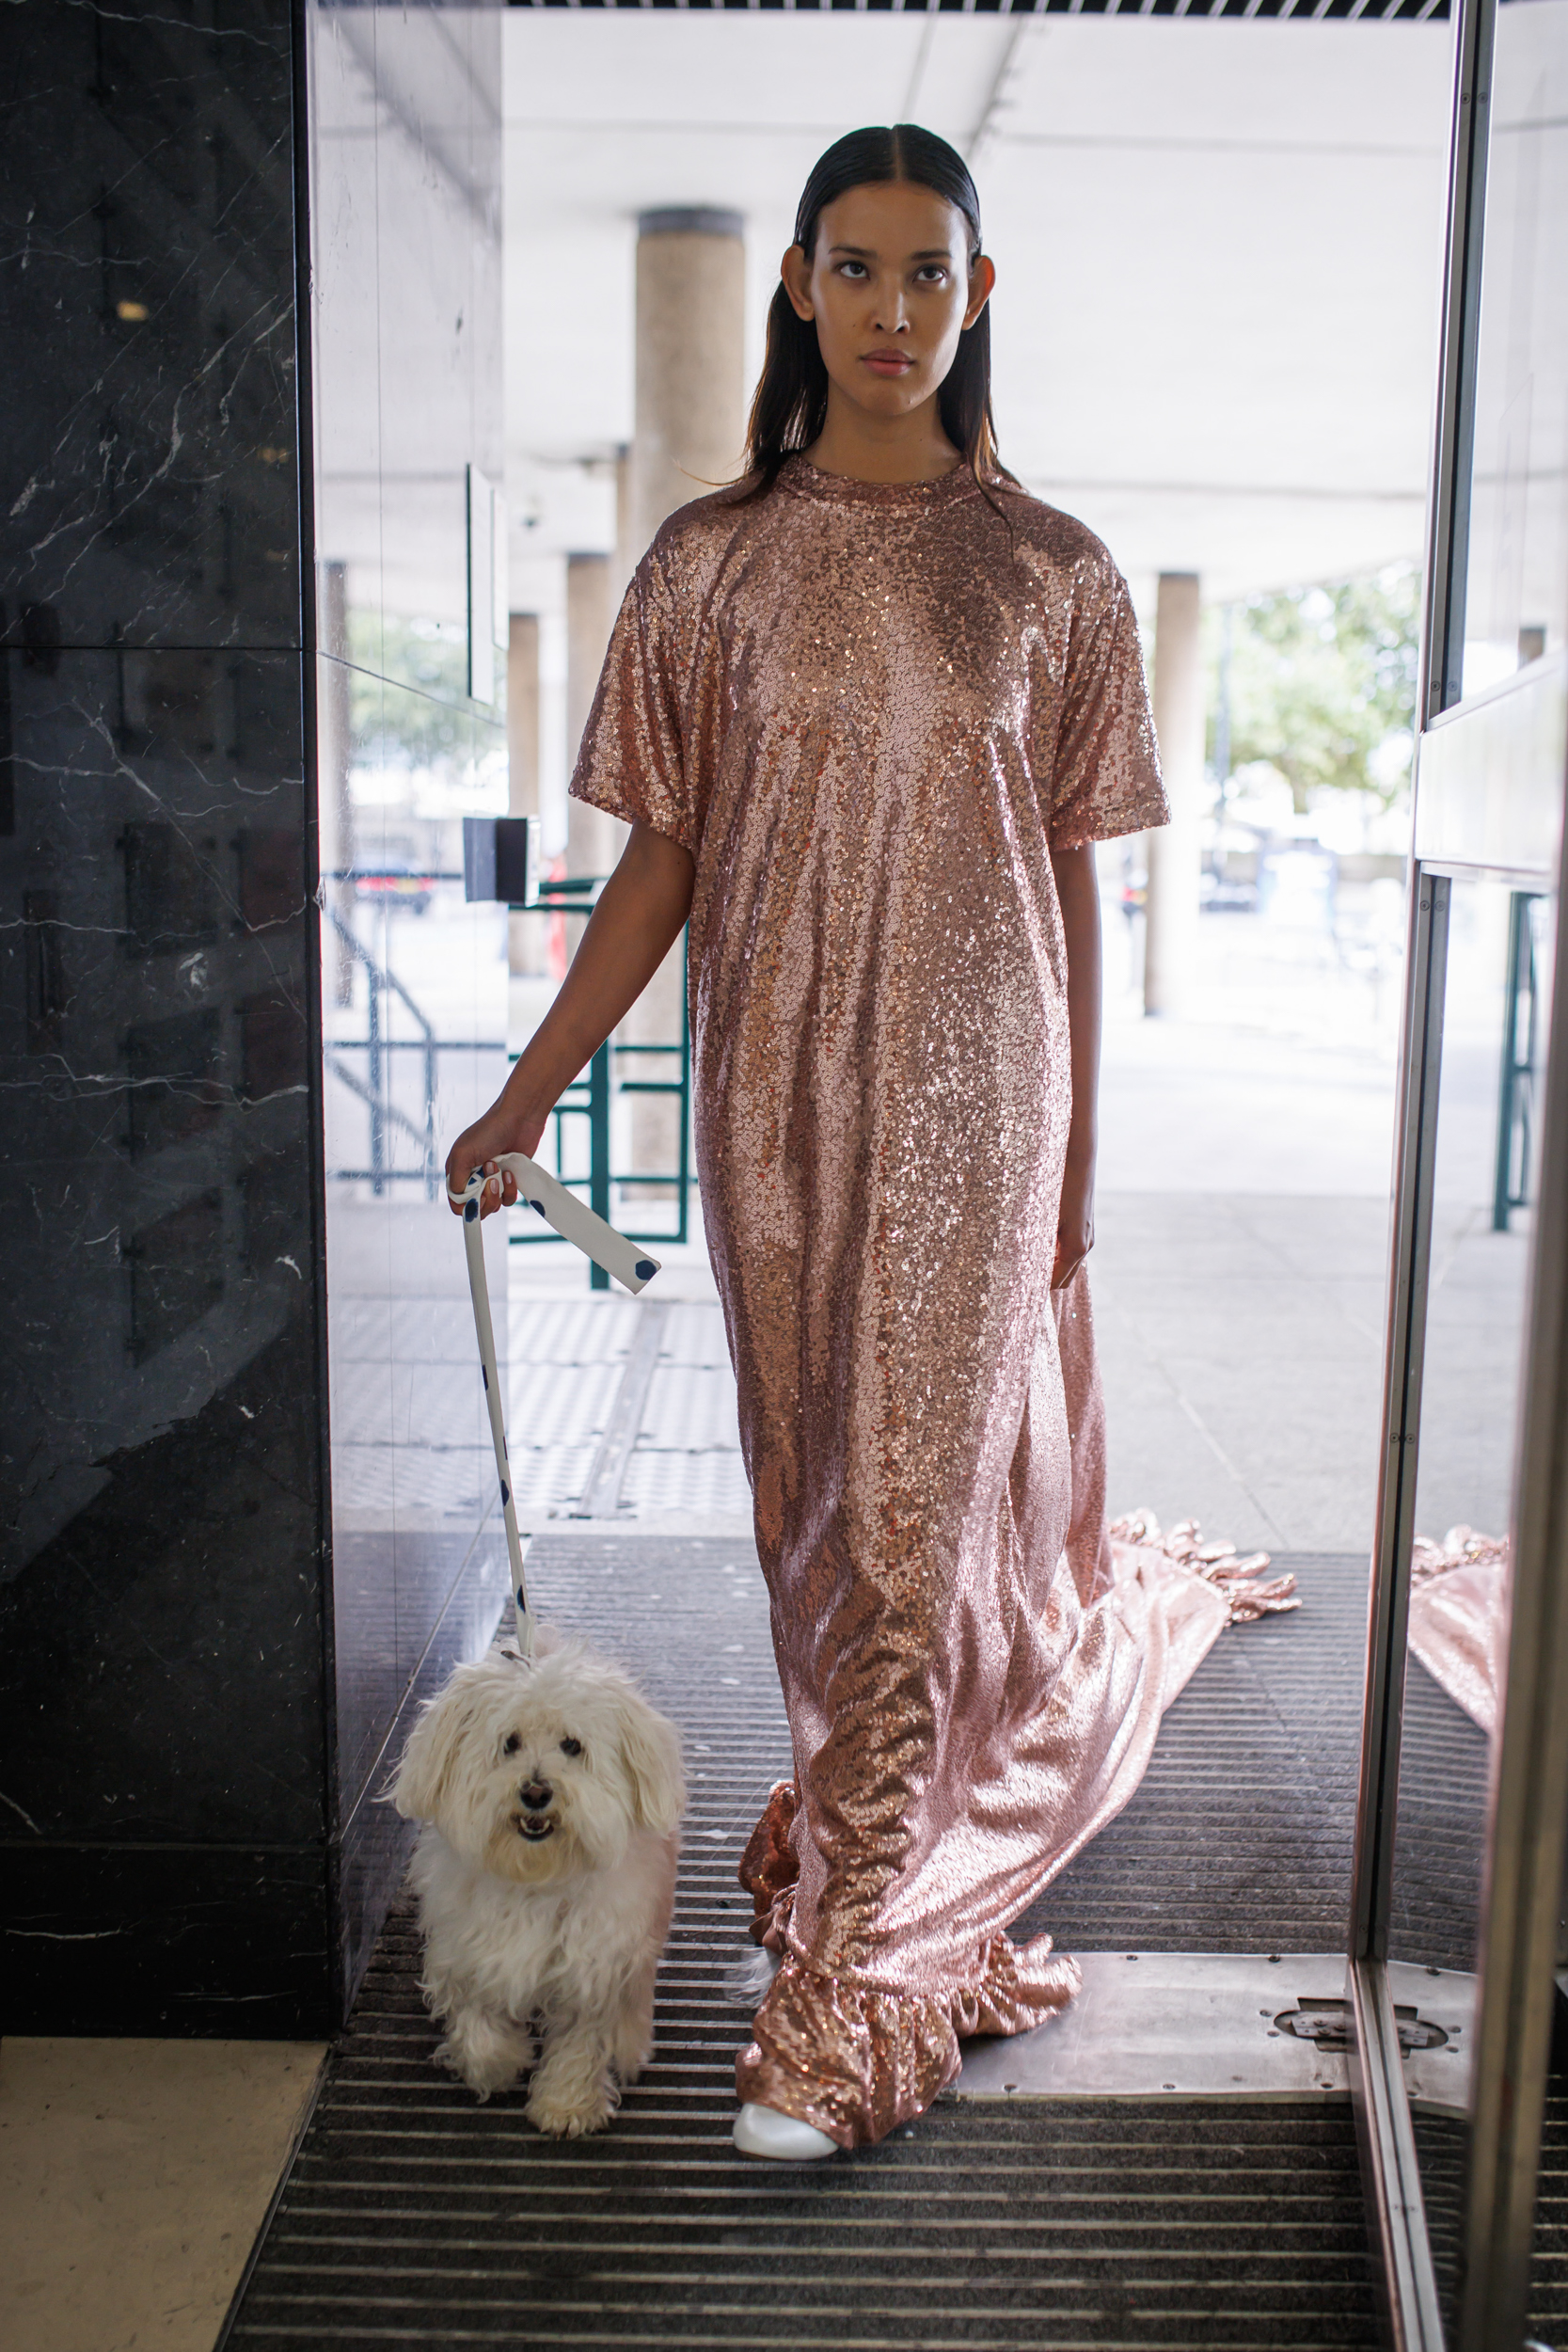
[1350,0,1568,2336]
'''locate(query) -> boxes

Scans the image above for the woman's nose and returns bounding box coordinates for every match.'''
[872,281,910,334]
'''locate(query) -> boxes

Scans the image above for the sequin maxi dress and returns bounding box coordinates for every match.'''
[573,456,1241,2149]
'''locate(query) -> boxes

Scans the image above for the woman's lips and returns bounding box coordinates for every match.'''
[863,352,914,377]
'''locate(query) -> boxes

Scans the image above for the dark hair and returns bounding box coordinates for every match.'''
[740,123,1017,502]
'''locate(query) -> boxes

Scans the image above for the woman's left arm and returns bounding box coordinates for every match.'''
[1049,843,1101,1290]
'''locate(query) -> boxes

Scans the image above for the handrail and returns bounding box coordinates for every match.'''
[321,901,438,1197]
[506,883,692,1284]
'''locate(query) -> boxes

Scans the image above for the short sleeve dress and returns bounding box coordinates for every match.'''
[573,456,1245,2148]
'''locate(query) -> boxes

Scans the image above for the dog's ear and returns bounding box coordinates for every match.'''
[617,1697,686,1835]
[391,1669,492,1825]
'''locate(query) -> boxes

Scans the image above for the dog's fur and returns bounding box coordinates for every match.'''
[391,1634,684,2136]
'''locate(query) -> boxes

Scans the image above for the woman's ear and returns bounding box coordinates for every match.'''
[781,243,815,323]
[963,252,996,332]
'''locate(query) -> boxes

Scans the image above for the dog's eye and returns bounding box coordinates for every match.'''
[559,1737,582,1758]
[502,1733,521,1756]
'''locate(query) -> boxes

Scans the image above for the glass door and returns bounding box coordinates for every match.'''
[1354,1,1568,2343]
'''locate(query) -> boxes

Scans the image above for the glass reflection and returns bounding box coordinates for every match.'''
[1460,0,1568,698]
[1391,875,1553,1980]
[308,1,512,1976]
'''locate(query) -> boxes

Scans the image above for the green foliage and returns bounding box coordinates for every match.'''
[346,612,473,769]
[1212,565,1420,814]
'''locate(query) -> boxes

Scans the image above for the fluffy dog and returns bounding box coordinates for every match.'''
[391,1634,684,2136]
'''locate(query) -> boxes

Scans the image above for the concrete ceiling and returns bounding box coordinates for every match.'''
[503,10,1454,612]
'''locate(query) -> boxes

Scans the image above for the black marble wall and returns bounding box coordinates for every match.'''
[0,0,507,2036]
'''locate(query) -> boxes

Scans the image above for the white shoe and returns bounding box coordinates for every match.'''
[733,2102,838,2161]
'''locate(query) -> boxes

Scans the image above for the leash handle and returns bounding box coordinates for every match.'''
[451,1155,662,1656]
[452,1152,662,1295]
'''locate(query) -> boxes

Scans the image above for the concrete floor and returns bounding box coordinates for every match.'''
[1094,1189,1388,1557]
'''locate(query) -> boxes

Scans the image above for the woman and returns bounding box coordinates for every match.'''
[449,124,1284,2159]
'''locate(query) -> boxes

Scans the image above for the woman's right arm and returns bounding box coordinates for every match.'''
[445,819,695,1215]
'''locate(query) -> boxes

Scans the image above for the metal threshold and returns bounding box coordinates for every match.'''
[957,1951,1475,2113]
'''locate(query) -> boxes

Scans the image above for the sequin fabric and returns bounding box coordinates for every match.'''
[1408,1528,1510,1736]
[573,458,1267,2148]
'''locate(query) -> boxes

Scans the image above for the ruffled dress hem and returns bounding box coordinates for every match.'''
[732,1518,1300,2150]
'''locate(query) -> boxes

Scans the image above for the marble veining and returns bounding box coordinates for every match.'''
[1,0,507,2037]
[0,1,301,652]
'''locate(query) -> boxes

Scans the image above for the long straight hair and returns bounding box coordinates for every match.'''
[740,123,1017,502]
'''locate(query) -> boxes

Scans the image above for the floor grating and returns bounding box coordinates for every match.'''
[225,1536,1381,2348]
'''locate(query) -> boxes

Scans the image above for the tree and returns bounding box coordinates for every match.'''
[1213,565,1419,815]
[346,612,474,771]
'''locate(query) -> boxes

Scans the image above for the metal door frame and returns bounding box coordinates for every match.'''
[1351,0,1568,2336]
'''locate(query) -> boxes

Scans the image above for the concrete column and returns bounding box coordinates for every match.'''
[564,550,626,883]
[629,207,747,562]
[1144,572,1205,1020]
[622,210,747,1202]
[508,613,541,819]
[613,442,634,603]
[506,613,549,977]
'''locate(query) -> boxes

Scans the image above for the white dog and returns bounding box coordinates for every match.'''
[391,1634,685,2137]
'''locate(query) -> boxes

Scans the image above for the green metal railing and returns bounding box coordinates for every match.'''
[1493,889,1544,1233]
[511,873,692,1289]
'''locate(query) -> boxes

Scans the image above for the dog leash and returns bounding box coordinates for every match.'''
[450,1153,661,1661]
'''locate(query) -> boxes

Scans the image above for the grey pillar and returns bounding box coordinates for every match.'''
[613,441,634,602]
[629,208,747,564]
[507,613,548,977]
[564,551,626,884]
[624,212,746,1201]
[1144,572,1205,1020]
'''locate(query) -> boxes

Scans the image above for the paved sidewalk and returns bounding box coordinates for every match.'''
[1092,1190,1387,1557]
[508,1186,1389,1558]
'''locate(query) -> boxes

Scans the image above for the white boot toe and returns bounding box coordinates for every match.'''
[732,2102,838,2161]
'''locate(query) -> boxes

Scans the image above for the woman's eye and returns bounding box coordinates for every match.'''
[837,261,867,279]
[560,1737,582,1758]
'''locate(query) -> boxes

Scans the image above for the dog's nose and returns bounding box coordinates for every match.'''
[518,1780,553,1812]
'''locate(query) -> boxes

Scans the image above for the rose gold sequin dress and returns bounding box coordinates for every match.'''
[573,457,1264,2148]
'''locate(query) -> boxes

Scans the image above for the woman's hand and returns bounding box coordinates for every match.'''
[1053,1155,1095,1290]
[1049,843,1101,1292]
[445,1104,548,1218]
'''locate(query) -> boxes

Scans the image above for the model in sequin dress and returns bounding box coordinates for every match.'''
[449,130,1294,2156]
[562,438,1298,2148]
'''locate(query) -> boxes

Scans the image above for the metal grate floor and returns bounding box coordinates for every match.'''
[225,1536,1381,2348]
[1019,1549,1366,1952]
[1387,1656,1491,1976]
[1414,2048,1568,2338]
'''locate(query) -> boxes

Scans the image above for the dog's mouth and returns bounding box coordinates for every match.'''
[515,1814,557,1843]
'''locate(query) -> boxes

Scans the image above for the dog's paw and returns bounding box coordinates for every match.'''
[610,2013,654,2086]
[526,2033,623,2137]
[435,2013,534,2099]
[526,2078,617,2137]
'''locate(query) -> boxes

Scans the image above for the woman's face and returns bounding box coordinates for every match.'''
[782,180,995,429]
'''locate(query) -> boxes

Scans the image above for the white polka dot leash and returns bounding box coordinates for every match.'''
[450,1152,661,1659]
